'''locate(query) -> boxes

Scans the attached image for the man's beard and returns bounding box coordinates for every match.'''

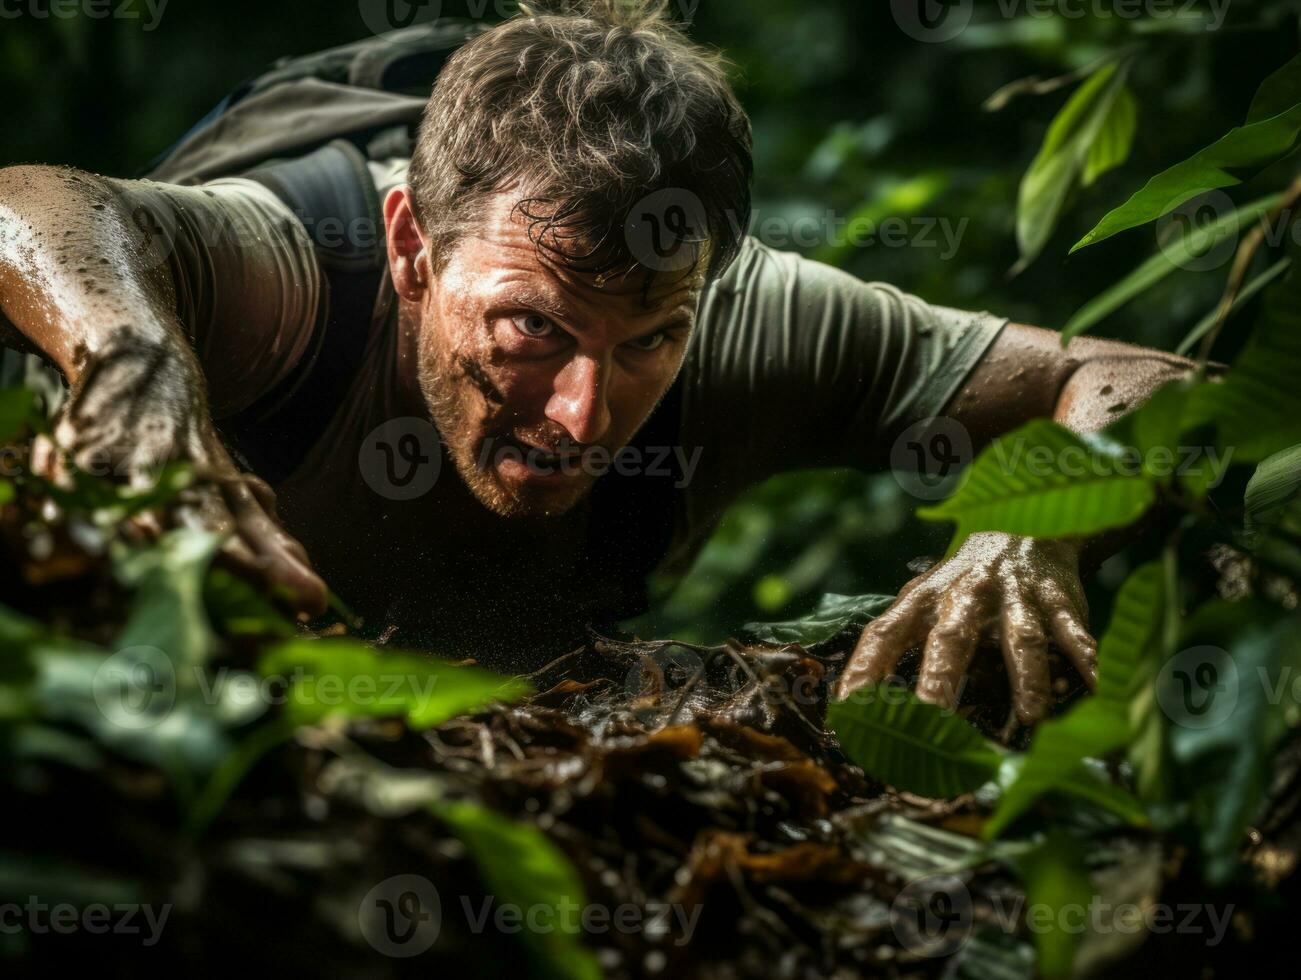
[418,342,597,519]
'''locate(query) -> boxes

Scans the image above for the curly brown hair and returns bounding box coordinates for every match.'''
[407,0,752,288]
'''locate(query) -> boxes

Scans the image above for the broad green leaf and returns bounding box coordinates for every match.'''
[1013,832,1093,979]
[1061,193,1284,342]
[1082,84,1136,187]
[114,528,223,680]
[1244,443,1301,539]
[742,592,894,647]
[1175,256,1290,355]
[32,643,234,778]
[433,800,601,980]
[1185,259,1301,462]
[1247,53,1301,124]
[0,480,12,506]
[1017,62,1133,270]
[0,386,38,444]
[259,637,532,729]
[986,564,1164,838]
[917,419,1156,550]
[1073,102,1301,251]
[828,686,1004,798]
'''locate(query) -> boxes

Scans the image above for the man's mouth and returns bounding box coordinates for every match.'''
[489,435,588,480]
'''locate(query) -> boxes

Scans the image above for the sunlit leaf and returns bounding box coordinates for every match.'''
[1073,103,1301,251]
[259,637,532,729]
[1017,61,1133,271]
[917,420,1156,551]
[1082,84,1136,187]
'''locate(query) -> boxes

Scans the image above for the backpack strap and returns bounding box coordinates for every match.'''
[141,20,485,185]
[217,139,388,485]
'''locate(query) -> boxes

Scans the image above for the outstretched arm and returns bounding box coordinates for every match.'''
[0,164,327,614]
[834,323,1192,726]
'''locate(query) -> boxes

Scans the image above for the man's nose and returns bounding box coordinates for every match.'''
[545,354,612,445]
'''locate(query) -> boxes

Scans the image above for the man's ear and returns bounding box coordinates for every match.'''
[384,186,431,302]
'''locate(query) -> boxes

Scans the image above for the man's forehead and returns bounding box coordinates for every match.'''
[458,192,708,311]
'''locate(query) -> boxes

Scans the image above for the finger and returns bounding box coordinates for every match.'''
[1047,606,1098,691]
[1033,579,1097,692]
[220,480,327,615]
[1000,598,1052,726]
[915,589,989,711]
[835,587,933,700]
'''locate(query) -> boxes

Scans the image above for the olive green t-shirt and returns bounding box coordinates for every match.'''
[109,170,1005,569]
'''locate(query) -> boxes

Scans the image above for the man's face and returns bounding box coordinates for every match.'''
[412,193,705,518]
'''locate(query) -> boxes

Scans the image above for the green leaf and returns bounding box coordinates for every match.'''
[258,638,532,729]
[1185,259,1301,462]
[1061,194,1285,342]
[828,687,1004,798]
[1247,53,1301,124]
[433,800,601,980]
[1244,443,1301,540]
[1013,832,1094,979]
[1082,84,1136,187]
[1073,102,1301,251]
[742,592,894,647]
[917,419,1156,551]
[0,386,38,444]
[113,528,224,681]
[986,564,1164,838]
[1017,62,1133,270]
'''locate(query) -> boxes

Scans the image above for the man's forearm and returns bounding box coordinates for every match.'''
[0,165,193,384]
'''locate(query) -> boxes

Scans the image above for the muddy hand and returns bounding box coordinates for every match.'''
[29,329,328,617]
[833,532,1097,726]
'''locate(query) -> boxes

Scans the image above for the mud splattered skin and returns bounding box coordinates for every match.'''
[836,323,1193,729]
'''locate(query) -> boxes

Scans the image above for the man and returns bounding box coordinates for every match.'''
[0,1,1191,725]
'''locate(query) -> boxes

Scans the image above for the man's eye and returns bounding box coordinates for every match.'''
[511,313,554,338]
[627,331,666,352]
